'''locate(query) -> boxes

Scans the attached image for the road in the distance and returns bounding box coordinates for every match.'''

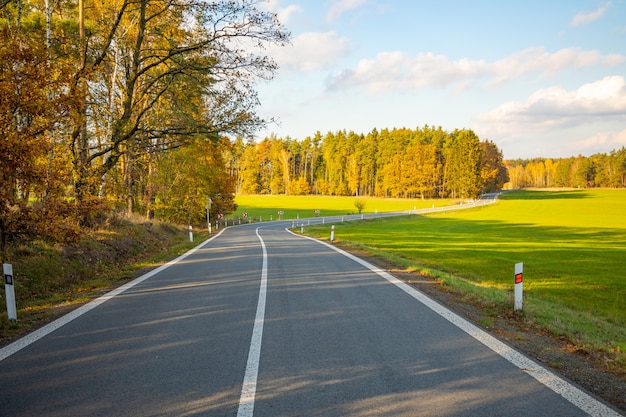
[0,217,621,416]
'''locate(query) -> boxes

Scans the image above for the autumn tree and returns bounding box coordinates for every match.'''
[376,128,409,197]
[233,126,509,199]
[354,199,366,214]
[479,140,509,193]
[289,177,310,195]
[322,131,349,195]
[444,129,482,199]
[152,136,236,224]
[1,0,290,249]
[402,140,439,199]
[239,142,262,194]
[0,26,72,252]
[505,149,626,189]
[53,0,289,208]
[299,132,323,193]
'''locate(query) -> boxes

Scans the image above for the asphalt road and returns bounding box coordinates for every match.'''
[0,216,622,417]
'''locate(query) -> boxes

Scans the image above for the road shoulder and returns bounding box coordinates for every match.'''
[337,243,626,414]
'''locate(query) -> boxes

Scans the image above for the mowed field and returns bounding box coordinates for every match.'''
[233,195,452,220]
[236,190,626,359]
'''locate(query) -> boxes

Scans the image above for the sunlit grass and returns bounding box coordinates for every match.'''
[233,195,452,220]
[302,189,626,361]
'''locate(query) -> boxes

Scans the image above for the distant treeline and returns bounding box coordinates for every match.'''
[223,126,509,199]
[506,148,626,189]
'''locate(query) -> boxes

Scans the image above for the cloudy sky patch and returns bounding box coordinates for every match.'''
[257,1,626,159]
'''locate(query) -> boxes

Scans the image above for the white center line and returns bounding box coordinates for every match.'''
[236,227,268,417]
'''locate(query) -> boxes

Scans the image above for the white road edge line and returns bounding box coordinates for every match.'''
[289,229,622,417]
[236,227,268,417]
[0,229,227,362]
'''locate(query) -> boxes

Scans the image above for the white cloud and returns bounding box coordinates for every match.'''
[489,47,624,85]
[327,51,488,93]
[270,31,351,73]
[326,0,368,22]
[278,4,302,24]
[570,2,611,27]
[326,47,625,93]
[572,128,626,154]
[261,0,302,24]
[474,76,626,136]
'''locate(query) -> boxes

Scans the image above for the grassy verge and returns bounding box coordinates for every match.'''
[302,190,626,375]
[0,215,207,345]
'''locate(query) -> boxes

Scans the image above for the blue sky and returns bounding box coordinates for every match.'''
[256,0,626,159]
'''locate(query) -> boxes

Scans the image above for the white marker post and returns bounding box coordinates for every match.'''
[207,197,212,234]
[330,225,335,242]
[3,263,17,321]
[188,225,193,242]
[514,262,523,311]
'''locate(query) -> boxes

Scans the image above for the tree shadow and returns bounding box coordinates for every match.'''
[501,190,593,200]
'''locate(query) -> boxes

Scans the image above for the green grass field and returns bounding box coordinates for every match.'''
[237,190,626,362]
[233,195,452,220]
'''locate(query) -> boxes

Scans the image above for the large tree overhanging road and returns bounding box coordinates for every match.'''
[0,208,622,416]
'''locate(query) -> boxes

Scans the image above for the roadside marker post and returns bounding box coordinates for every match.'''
[330,225,335,242]
[3,263,17,321]
[207,197,212,234]
[188,225,193,242]
[514,262,523,311]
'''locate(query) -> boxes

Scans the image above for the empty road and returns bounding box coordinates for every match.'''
[0,218,621,416]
